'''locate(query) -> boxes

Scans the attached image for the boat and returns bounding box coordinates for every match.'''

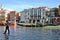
[18,23,43,27]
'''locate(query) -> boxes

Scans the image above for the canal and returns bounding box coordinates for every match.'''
[0,25,60,40]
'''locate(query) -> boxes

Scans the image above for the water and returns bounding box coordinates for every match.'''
[0,25,60,40]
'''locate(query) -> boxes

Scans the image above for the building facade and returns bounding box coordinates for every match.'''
[0,5,21,23]
[0,5,10,25]
[9,11,20,22]
[58,5,60,16]
[20,7,51,24]
[0,7,10,22]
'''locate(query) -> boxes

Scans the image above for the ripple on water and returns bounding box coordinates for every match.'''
[0,26,60,40]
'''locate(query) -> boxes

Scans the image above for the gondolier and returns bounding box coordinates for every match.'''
[3,20,10,34]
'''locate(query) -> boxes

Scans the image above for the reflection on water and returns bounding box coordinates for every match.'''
[0,26,60,40]
[4,34,9,40]
[52,29,60,40]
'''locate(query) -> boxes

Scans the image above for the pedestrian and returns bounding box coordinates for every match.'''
[3,20,10,34]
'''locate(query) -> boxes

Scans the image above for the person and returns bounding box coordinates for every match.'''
[3,20,10,34]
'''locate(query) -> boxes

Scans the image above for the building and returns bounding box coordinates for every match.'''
[48,7,60,25]
[51,8,58,17]
[20,10,28,23]
[9,11,20,22]
[0,6,10,21]
[47,8,55,24]
[20,7,50,24]
[0,4,21,25]
[0,5,10,25]
[58,5,60,16]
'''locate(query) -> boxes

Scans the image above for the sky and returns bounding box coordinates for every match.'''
[0,0,60,11]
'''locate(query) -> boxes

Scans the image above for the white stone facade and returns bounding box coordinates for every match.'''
[20,7,51,24]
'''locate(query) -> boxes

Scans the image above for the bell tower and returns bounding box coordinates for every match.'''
[0,4,4,10]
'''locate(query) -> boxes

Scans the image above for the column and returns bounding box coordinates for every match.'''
[37,9,38,19]
[32,9,34,23]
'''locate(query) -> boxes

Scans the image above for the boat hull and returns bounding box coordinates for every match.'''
[18,23,43,27]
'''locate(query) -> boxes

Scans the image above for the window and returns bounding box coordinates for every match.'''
[37,20,40,22]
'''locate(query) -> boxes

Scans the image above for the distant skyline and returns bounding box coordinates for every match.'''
[0,0,60,11]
